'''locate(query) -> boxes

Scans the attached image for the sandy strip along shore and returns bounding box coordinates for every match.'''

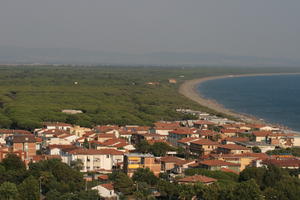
[179,73,300,124]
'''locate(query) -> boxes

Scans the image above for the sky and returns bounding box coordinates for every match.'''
[0,0,299,65]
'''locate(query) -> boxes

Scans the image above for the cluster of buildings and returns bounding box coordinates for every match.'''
[1,111,300,198]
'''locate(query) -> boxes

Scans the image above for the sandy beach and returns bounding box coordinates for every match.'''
[179,73,300,124]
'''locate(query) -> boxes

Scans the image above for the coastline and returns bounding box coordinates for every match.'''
[179,72,300,125]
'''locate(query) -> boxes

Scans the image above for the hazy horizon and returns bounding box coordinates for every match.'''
[1,1,300,66]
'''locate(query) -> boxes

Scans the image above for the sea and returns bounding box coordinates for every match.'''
[197,74,300,131]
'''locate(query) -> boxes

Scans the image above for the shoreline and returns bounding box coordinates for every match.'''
[179,72,300,125]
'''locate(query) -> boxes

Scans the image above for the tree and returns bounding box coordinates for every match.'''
[132,168,158,186]
[109,171,135,195]
[18,176,40,200]
[134,140,151,154]
[263,187,288,200]
[252,146,262,153]
[70,159,83,171]
[45,189,61,200]
[0,181,19,200]
[239,166,266,187]
[262,165,289,188]
[76,190,100,200]
[2,154,26,171]
[157,180,179,199]
[232,179,263,200]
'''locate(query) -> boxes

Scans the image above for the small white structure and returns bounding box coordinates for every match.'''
[92,183,118,199]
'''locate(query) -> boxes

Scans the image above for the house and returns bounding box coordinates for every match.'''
[216,144,251,154]
[62,148,124,172]
[211,153,269,171]
[189,139,219,155]
[47,144,77,155]
[252,131,271,142]
[262,158,300,169]
[193,120,215,129]
[11,135,36,159]
[69,126,92,137]
[160,156,195,173]
[197,159,240,173]
[95,134,116,143]
[266,133,295,147]
[198,130,219,140]
[177,137,199,151]
[236,141,276,153]
[220,129,241,137]
[152,121,181,136]
[131,133,166,144]
[222,137,249,145]
[177,175,216,185]
[92,183,118,199]
[43,122,72,131]
[168,128,198,146]
[123,153,161,177]
[168,79,177,84]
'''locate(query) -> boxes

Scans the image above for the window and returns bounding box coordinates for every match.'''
[106,155,110,158]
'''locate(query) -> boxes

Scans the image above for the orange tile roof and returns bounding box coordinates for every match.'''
[178,175,216,184]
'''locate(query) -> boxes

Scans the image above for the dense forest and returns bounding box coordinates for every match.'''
[0,65,300,130]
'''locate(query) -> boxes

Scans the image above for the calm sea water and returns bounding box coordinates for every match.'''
[197,74,300,131]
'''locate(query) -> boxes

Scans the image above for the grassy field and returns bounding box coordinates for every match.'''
[0,65,299,130]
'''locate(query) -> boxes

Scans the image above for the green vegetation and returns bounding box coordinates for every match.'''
[266,147,300,156]
[109,164,300,200]
[0,65,300,130]
[134,140,176,156]
[0,154,99,200]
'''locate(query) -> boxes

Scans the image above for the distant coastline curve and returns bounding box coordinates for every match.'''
[179,72,300,124]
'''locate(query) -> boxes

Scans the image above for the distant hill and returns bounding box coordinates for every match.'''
[0,46,299,66]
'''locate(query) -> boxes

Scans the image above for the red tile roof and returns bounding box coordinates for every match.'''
[43,122,72,127]
[193,120,215,125]
[262,158,300,168]
[220,168,239,174]
[13,135,35,143]
[67,148,124,155]
[177,137,199,144]
[218,144,249,151]
[160,156,191,165]
[169,128,197,135]
[0,129,32,135]
[199,159,240,166]
[252,131,272,137]
[178,175,216,184]
[222,137,249,142]
[100,183,114,190]
[190,139,219,146]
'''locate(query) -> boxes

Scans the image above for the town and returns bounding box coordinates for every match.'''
[1,108,300,199]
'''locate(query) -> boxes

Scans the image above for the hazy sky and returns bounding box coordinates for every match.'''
[1,0,300,62]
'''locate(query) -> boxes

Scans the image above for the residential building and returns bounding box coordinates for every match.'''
[123,153,161,177]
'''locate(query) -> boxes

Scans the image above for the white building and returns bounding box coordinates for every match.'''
[92,183,118,199]
[62,148,124,172]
